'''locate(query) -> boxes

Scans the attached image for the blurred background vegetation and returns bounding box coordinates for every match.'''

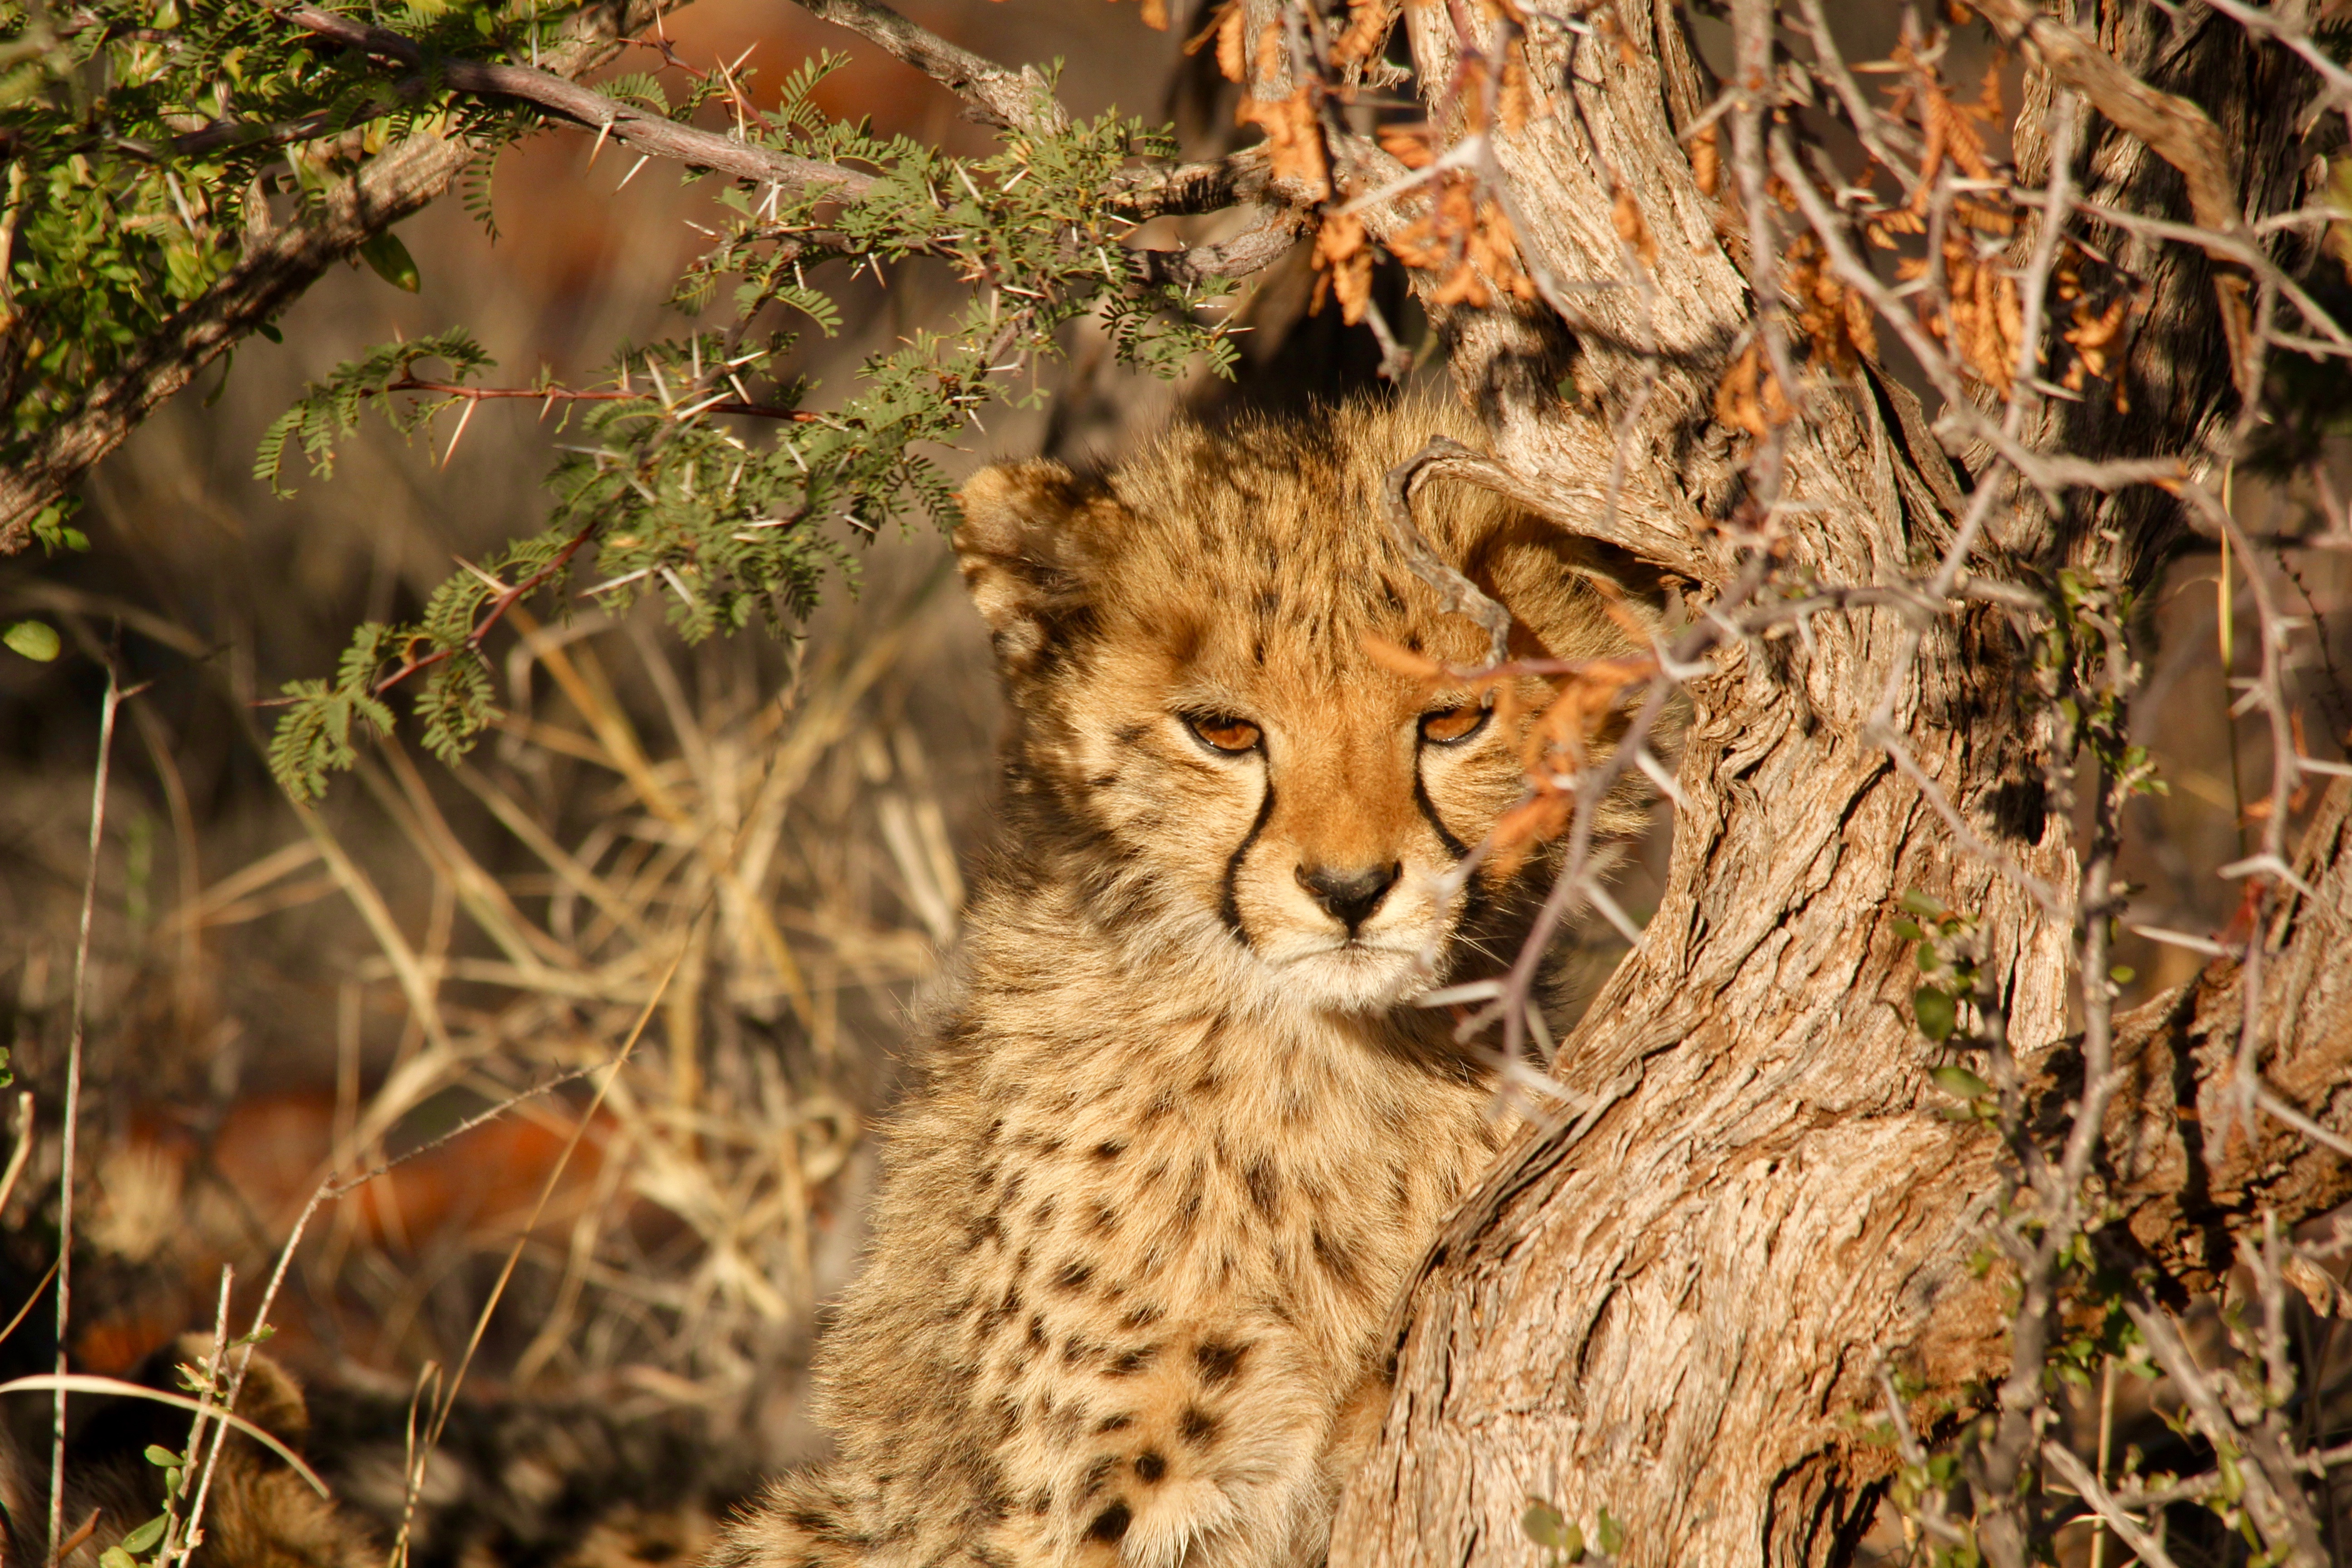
[0,2,2347,1563]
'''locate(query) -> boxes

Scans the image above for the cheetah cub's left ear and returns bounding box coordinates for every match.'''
[955,460,1111,676]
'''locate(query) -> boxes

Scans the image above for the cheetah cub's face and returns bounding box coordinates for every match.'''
[956,403,1643,1014]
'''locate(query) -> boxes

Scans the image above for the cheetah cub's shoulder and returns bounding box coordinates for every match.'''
[711,396,1648,1568]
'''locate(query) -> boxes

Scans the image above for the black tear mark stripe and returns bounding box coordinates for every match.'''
[1217,779,1279,946]
[1411,767,1470,860]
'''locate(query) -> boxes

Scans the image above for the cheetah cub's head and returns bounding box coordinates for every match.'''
[955,397,1650,1014]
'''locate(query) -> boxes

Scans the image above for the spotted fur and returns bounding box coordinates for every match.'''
[712,395,1647,1568]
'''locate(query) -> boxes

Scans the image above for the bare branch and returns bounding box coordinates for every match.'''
[1382,441,1519,665]
[787,0,1067,137]
[2040,1442,2181,1568]
[1130,209,1308,284]
[284,7,873,196]
[1970,0,2243,243]
[1386,436,1710,578]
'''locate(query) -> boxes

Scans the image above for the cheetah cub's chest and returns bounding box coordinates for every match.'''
[708,397,1646,1568]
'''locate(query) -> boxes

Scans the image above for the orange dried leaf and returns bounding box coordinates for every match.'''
[1330,0,1396,67]
[1236,88,1332,200]
[1214,4,1246,81]
[1313,211,1375,324]
[1361,632,1446,682]
[1611,185,1660,269]
[1690,122,1720,196]
[1182,0,1237,54]
[1378,122,1437,169]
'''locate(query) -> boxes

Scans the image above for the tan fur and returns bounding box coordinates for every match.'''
[711,396,1646,1568]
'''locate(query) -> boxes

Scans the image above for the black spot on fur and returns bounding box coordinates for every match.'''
[1093,1140,1125,1161]
[1121,1302,1165,1329]
[1052,1260,1094,1293]
[1114,722,1148,748]
[1028,1488,1054,1517]
[1088,1201,1121,1235]
[1243,1158,1279,1217]
[1032,1198,1056,1226]
[1178,1406,1221,1446]
[1135,1452,1167,1484]
[1087,771,1120,789]
[1107,1344,1159,1377]
[1096,1413,1133,1433]
[1086,1504,1132,1544]
[1313,1225,1367,1294]
[1194,1341,1248,1385]
[1080,1455,1120,1500]
[1028,1313,1049,1348]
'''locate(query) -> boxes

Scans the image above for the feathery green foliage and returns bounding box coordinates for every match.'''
[251,49,1236,799]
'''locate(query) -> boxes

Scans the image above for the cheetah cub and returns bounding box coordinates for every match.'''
[714,396,1646,1568]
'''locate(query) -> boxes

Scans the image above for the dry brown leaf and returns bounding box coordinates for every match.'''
[1378,122,1437,169]
[1361,633,1446,682]
[1690,123,1719,197]
[1713,341,1792,439]
[1611,184,1660,269]
[1236,88,1332,200]
[1214,3,1246,82]
[1499,45,1537,132]
[1182,0,1238,56]
[1255,19,1283,83]
[1313,211,1375,324]
[1330,0,1396,67]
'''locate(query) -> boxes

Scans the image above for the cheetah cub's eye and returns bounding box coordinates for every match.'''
[1419,704,1491,745]
[1183,714,1263,754]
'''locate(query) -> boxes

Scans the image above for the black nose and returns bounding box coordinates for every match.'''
[1295,862,1401,930]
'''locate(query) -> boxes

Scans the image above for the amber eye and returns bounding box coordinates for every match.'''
[1419,704,1490,745]
[1184,714,1263,754]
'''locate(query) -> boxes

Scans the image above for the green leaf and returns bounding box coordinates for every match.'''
[1914,986,1958,1042]
[357,229,421,292]
[120,1514,167,1553]
[3,621,61,661]
[1594,1509,1623,1556]
[101,1548,137,1568]
[143,1445,181,1468]
[1899,890,1947,920]
[1890,917,1921,941]
[1522,1503,1578,1556]
[2109,965,2136,984]
[1929,1063,1990,1099]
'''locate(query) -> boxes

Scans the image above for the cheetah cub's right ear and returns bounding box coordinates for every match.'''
[954,460,1115,677]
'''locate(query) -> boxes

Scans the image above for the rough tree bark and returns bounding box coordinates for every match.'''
[1333,4,2347,1566]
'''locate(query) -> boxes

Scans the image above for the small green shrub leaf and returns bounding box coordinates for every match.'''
[1930,1064,1991,1099]
[357,230,422,292]
[4,622,61,661]
[1914,986,1958,1042]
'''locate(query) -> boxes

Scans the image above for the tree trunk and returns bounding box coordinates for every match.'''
[1334,4,2347,1564]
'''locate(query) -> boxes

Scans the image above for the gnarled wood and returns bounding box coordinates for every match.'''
[1335,3,2338,1565]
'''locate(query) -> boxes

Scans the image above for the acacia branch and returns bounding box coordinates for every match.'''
[785,0,1068,137]
[0,0,666,555]
[283,7,874,196]
[382,374,815,421]
[370,517,603,699]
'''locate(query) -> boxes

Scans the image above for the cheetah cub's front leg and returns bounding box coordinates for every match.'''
[707,397,1651,1568]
